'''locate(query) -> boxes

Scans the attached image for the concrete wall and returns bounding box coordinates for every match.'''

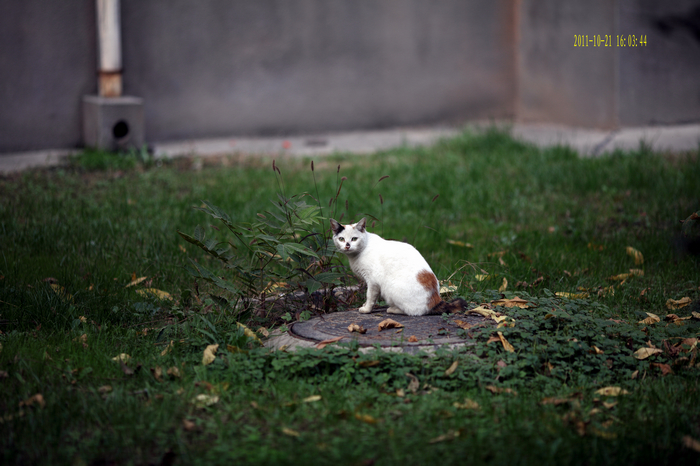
[0,0,699,154]
[120,0,515,142]
[517,0,700,129]
[0,1,96,152]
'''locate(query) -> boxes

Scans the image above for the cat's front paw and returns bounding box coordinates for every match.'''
[358,306,372,314]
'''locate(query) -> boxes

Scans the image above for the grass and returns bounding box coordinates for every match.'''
[1,128,700,465]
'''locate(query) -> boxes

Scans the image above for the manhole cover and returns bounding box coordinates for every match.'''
[289,306,494,351]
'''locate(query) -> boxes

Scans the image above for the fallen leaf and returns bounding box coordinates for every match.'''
[98,385,112,395]
[354,413,378,424]
[626,246,644,265]
[468,306,499,318]
[73,334,87,346]
[302,395,322,403]
[444,360,459,376]
[633,347,662,360]
[315,336,344,349]
[475,274,489,282]
[630,370,639,379]
[191,394,219,408]
[406,373,420,394]
[202,344,219,366]
[407,335,419,343]
[257,327,270,338]
[182,419,197,431]
[119,362,134,376]
[378,319,404,331]
[49,283,74,302]
[682,435,700,453]
[166,366,181,378]
[237,322,262,343]
[608,269,644,281]
[20,394,45,409]
[485,385,518,395]
[651,362,673,376]
[160,340,174,356]
[594,387,629,396]
[555,291,590,299]
[125,276,148,287]
[135,288,173,300]
[678,338,698,352]
[666,297,692,310]
[452,319,473,330]
[497,331,515,352]
[151,366,163,382]
[453,399,480,410]
[498,277,508,292]
[491,297,531,308]
[589,345,605,355]
[693,311,700,320]
[540,394,582,406]
[347,323,367,334]
[429,430,460,443]
[638,312,660,325]
[282,427,300,437]
[446,239,473,248]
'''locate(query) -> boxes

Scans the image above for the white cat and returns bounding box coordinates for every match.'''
[330,218,467,316]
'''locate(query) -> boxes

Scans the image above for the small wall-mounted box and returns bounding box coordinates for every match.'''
[82,95,144,151]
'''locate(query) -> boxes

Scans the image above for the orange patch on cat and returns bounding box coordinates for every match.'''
[417,270,442,309]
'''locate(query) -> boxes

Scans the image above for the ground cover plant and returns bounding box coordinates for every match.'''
[1,129,699,465]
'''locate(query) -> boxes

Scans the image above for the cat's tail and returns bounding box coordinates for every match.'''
[429,297,469,315]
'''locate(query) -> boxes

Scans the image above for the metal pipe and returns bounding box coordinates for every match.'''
[96,0,122,97]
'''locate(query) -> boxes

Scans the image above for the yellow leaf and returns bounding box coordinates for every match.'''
[468,306,498,318]
[112,353,131,362]
[682,435,700,453]
[191,394,219,408]
[633,347,662,360]
[590,345,605,355]
[429,430,460,443]
[498,277,508,292]
[475,274,489,282]
[135,288,172,300]
[282,427,300,437]
[446,239,473,248]
[666,297,692,310]
[315,336,345,349]
[237,322,262,343]
[378,318,404,331]
[445,360,459,376]
[637,312,660,325]
[302,395,322,403]
[497,331,515,352]
[594,387,629,396]
[78,316,87,323]
[49,283,73,303]
[151,366,163,382]
[202,344,219,366]
[160,340,174,356]
[347,323,367,334]
[485,385,518,395]
[626,246,644,265]
[20,393,46,409]
[555,292,590,299]
[491,296,531,308]
[453,399,479,410]
[354,413,378,424]
[125,276,148,288]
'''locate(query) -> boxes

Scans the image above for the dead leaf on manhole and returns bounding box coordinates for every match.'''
[407,335,419,343]
[453,319,473,330]
[347,323,367,334]
[315,336,345,349]
[377,319,404,331]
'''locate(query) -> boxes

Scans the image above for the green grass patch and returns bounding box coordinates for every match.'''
[1,129,700,464]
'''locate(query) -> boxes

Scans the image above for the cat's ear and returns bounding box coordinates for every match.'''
[329,219,344,235]
[355,217,367,232]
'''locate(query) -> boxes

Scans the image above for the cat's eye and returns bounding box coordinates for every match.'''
[351,237,358,242]
[338,238,345,242]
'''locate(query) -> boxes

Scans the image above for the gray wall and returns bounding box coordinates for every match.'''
[0,1,96,152]
[121,0,515,142]
[1,0,699,153]
[517,0,700,129]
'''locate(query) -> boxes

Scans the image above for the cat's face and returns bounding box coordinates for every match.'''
[330,218,367,255]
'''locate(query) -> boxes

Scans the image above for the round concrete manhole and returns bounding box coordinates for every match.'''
[286,306,494,353]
